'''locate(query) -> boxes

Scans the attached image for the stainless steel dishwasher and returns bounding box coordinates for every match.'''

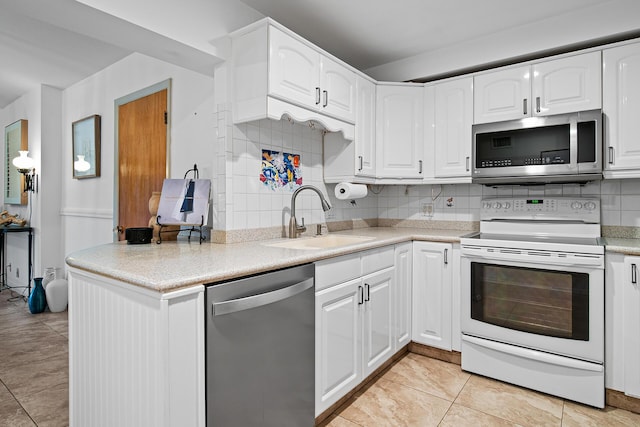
[206,263,315,426]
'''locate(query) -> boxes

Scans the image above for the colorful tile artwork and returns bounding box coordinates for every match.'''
[260,149,302,191]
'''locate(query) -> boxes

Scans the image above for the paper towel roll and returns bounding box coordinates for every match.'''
[335,182,367,200]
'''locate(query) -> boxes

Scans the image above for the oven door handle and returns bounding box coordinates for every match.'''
[462,335,603,372]
[461,250,603,267]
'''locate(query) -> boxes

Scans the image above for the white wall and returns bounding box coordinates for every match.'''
[61,52,216,257]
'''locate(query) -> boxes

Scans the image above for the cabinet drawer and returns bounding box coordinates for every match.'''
[315,253,361,291]
[362,246,395,276]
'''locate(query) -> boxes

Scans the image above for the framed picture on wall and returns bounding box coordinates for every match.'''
[72,114,101,179]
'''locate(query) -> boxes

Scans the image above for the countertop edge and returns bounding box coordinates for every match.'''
[66,229,464,293]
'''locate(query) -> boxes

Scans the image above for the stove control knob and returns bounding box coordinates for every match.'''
[492,202,502,210]
[583,201,597,211]
[571,201,583,210]
[483,202,492,209]
[503,202,511,210]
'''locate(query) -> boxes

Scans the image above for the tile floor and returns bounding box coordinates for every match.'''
[320,353,640,426]
[2,290,640,427]
[0,290,68,426]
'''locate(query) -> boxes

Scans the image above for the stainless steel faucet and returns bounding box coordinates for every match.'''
[288,185,331,238]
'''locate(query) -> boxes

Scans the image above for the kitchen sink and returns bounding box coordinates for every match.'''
[263,234,375,250]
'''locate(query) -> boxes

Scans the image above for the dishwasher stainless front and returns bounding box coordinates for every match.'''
[205,263,315,426]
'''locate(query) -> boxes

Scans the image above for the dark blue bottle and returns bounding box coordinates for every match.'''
[28,277,46,314]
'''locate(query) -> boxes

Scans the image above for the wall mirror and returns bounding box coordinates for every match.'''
[4,119,28,205]
[72,114,101,179]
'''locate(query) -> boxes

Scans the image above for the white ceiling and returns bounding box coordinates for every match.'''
[1,0,638,110]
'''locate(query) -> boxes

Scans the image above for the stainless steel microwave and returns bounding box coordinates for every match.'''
[471,109,602,185]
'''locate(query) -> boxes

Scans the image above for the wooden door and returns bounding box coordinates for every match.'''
[117,89,167,240]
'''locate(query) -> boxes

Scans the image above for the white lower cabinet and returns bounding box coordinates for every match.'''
[605,252,640,398]
[412,241,453,351]
[394,243,412,350]
[315,246,395,416]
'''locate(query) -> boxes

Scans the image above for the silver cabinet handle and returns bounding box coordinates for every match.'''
[418,160,423,174]
[536,96,541,113]
[632,263,638,285]
[212,277,313,316]
[444,248,448,265]
[523,98,528,115]
[465,156,470,172]
[364,283,370,302]
[358,156,363,171]
[358,285,364,305]
[609,146,615,165]
[323,90,328,107]
[315,87,321,105]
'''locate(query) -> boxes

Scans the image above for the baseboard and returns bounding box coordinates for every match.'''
[409,342,461,365]
[606,389,640,415]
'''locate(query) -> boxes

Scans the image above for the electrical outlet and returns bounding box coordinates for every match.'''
[422,203,433,217]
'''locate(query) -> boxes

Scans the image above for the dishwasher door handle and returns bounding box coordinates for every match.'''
[212,277,313,316]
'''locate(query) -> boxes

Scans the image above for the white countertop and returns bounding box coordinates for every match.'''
[65,227,468,293]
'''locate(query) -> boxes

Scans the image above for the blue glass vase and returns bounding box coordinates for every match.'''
[28,277,46,314]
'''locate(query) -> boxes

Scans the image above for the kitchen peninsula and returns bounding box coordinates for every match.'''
[65,227,468,426]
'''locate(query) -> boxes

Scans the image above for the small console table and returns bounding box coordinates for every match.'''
[0,226,34,298]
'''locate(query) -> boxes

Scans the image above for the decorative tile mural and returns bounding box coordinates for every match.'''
[260,149,302,191]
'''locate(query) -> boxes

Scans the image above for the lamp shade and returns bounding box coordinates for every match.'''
[74,155,91,172]
[12,151,35,172]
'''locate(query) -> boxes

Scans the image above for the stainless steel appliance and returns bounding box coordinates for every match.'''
[460,197,604,407]
[206,264,315,426]
[472,109,602,185]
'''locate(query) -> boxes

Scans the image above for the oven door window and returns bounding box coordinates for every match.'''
[470,262,589,340]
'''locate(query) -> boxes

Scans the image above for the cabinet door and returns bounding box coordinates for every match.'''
[434,77,473,178]
[315,278,362,415]
[412,242,452,350]
[532,51,602,116]
[624,256,640,398]
[268,26,320,109]
[355,77,377,177]
[474,65,531,123]
[603,43,640,173]
[321,56,356,123]
[394,243,412,350]
[376,84,424,178]
[362,267,394,377]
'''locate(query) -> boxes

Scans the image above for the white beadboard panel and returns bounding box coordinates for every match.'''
[69,269,204,427]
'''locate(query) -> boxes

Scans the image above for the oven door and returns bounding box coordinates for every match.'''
[460,246,604,363]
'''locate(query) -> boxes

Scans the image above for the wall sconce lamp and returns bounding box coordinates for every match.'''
[12,150,38,193]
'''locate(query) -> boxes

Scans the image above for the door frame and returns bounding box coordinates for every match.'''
[113,79,172,241]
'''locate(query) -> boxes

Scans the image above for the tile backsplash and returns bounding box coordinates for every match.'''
[215,107,640,235]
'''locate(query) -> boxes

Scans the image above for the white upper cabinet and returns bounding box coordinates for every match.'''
[269,26,356,123]
[473,52,601,124]
[434,77,473,178]
[603,42,640,178]
[474,65,531,124]
[321,56,357,122]
[533,52,602,116]
[230,20,355,139]
[376,84,424,179]
[355,77,377,177]
[268,26,321,109]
